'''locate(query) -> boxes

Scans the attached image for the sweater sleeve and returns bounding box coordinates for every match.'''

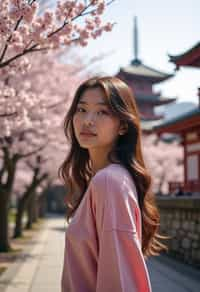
[90,170,152,292]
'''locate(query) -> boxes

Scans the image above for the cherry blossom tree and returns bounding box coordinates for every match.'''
[141,134,184,195]
[0,50,83,251]
[0,0,116,252]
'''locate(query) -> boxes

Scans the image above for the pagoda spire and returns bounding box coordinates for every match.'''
[132,16,141,65]
[134,16,138,60]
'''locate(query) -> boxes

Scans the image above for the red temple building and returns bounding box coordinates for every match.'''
[116,17,176,133]
[169,42,200,69]
[154,42,200,194]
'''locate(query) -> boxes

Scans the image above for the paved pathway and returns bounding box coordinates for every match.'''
[0,214,199,292]
[147,252,200,292]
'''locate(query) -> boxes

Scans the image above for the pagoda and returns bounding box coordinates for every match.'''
[116,17,176,133]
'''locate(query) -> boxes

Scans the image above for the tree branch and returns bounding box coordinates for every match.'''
[0,16,23,63]
[0,112,18,118]
[0,0,115,68]
[19,143,47,158]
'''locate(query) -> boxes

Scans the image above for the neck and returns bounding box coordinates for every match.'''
[89,148,119,176]
[91,160,111,176]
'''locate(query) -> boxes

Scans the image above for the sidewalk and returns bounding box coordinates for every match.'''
[0,214,199,292]
[0,214,65,292]
[147,252,200,292]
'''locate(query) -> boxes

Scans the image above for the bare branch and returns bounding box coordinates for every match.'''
[0,112,18,118]
[19,143,47,158]
[46,99,66,109]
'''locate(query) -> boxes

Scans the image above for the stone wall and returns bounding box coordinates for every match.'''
[156,197,200,268]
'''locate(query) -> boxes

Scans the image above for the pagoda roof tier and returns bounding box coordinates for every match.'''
[141,119,165,132]
[169,42,200,69]
[153,107,200,134]
[136,94,176,106]
[119,59,173,84]
[140,113,164,120]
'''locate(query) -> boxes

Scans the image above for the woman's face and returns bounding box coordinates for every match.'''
[73,87,122,151]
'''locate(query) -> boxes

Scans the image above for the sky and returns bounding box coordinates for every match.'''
[78,0,200,105]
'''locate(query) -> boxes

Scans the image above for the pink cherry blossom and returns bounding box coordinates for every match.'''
[96,1,105,14]
[0,0,114,69]
[142,134,183,194]
[103,22,113,32]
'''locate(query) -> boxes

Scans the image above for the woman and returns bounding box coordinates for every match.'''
[59,76,168,292]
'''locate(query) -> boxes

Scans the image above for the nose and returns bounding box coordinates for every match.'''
[84,112,96,125]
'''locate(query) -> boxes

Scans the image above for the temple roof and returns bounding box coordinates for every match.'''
[120,61,173,83]
[136,94,176,105]
[153,107,200,133]
[169,42,200,69]
[141,119,165,132]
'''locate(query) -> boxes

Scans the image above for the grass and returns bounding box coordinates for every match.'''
[8,208,27,224]
[0,267,7,276]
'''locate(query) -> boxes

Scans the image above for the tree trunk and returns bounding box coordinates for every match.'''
[0,151,47,250]
[32,195,38,223]
[25,192,38,229]
[0,193,10,252]
[0,154,18,252]
[16,169,46,232]
[13,197,27,238]
[13,186,36,238]
[38,193,47,218]
[25,195,34,230]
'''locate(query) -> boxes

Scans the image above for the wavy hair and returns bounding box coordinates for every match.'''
[59,76,169,258]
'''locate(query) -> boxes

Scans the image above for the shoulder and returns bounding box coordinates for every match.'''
[90,163,127,187]
[89,164,139,204]
[88,164,141,235]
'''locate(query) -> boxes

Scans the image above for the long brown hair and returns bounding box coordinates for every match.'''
[59,76,169,258]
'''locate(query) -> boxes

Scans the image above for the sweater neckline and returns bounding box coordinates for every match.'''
[91,162,125,177]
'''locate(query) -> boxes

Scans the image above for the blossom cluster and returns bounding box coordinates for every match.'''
[142,134,183,194]
[0,0,114,69]
[0,52,83,206]
[0,50,82,153]
[0,80,47,138]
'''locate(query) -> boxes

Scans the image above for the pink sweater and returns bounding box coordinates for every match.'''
[61,163,152,292]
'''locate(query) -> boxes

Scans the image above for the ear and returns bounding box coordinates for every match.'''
[119,122,128,135]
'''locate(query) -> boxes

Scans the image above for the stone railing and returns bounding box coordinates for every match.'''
[156,196,200,268]
[169,180,200,193]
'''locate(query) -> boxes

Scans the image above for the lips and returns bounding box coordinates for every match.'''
[80,132,96,136]
[80,130,97,136]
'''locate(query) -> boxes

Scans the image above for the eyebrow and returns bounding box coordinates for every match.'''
[78,100,107,105]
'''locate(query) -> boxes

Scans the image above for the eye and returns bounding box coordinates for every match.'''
[97,110,109,115]
[76,107,85,113]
